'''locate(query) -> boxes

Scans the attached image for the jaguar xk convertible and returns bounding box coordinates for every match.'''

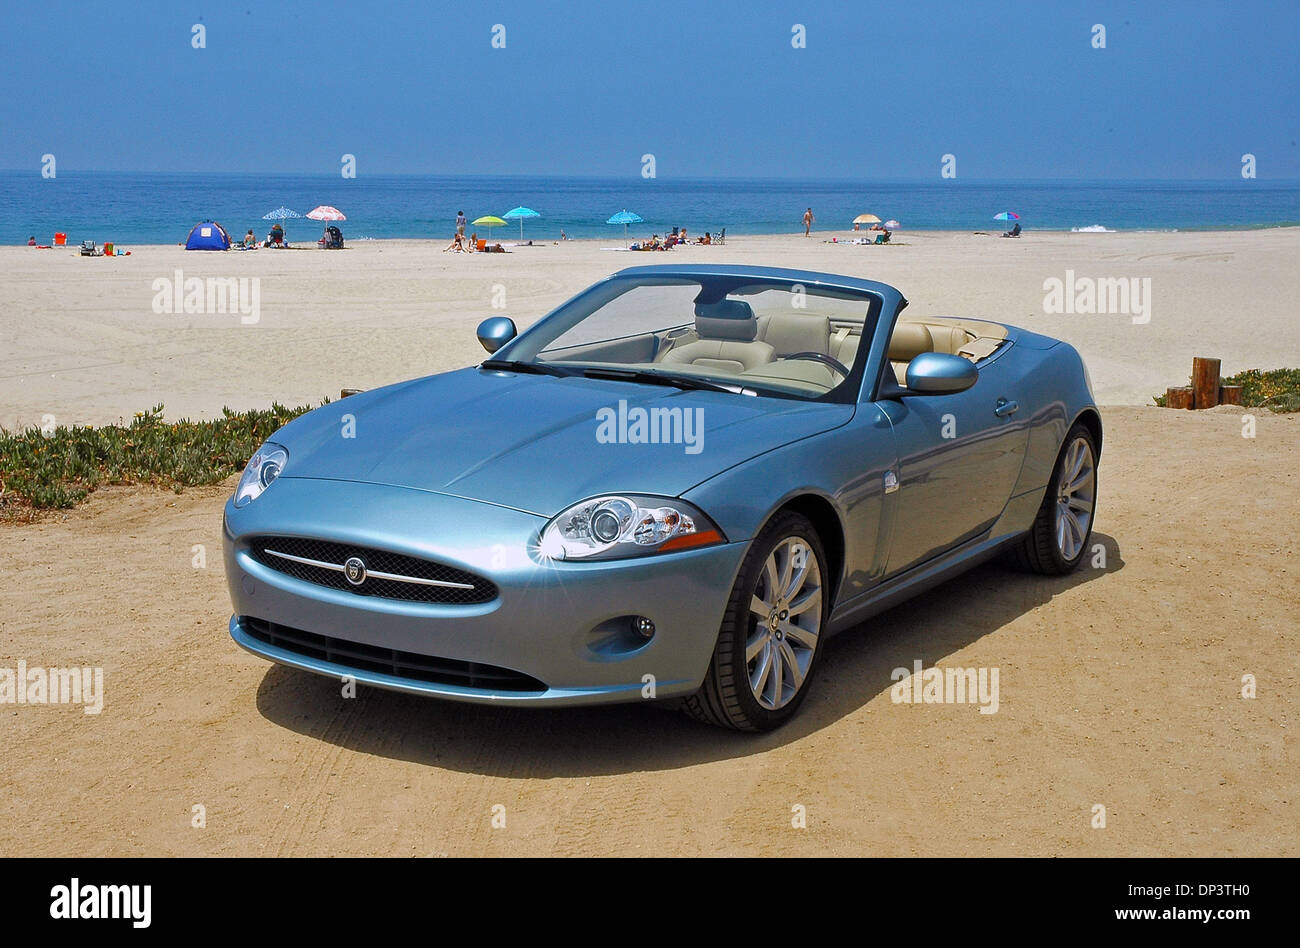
[224,264,1100,731]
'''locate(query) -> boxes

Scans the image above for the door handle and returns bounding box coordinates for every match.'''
[994,398,1019,417]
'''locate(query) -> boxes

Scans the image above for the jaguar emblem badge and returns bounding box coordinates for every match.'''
[343,556,367,586]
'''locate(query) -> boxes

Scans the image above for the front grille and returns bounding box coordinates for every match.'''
[241,616,545,693]
[247,536,497,605]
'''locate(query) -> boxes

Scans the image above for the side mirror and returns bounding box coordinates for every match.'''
[476,316,517,354]
[905,352,978,394]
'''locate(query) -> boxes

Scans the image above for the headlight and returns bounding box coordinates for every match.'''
[538,495,725,561]
[233,442,288,508]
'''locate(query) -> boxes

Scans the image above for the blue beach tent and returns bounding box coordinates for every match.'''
[185,220,232,250]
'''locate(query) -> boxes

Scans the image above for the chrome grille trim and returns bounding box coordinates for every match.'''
[246,537,498,605]
[263,548,476,590]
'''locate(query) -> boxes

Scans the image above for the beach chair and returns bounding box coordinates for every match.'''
[80,240,100,257]
[714,228,726,245]
[53,232,67,247]
[476,238,487,252]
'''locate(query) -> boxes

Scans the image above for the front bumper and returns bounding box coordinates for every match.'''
[224,477,748,706]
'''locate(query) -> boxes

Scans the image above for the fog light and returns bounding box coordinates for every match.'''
[632,616,656,639]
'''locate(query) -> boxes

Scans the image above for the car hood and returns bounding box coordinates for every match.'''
[273,367,854,516]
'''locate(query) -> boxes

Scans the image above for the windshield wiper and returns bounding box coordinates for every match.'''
[580,367,754,395]
[481,359,574,378]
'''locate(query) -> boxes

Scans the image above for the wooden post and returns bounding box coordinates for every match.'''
[1192,357,1221,409]
[1218,384,1243,406]
[1166,386,1194,410]
[340,388,362,399]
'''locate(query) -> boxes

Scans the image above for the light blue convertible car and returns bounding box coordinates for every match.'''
[225,264,1100,731]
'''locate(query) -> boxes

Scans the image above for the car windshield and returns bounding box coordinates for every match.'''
[498,276,878,400]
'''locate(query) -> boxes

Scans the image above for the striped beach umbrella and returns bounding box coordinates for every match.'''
[993,211,1020,221]
[262,206,302,220]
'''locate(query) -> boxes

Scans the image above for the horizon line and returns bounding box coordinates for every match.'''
[1,169,1293,186]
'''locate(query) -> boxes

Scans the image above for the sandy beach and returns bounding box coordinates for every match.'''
[3,228,1298,429]
[1,228,1296,856]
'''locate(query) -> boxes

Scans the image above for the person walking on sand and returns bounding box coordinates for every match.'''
[456,211,467,238]
[803,207,814,237]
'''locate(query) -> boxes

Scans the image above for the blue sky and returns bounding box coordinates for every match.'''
[3,0,1296,179]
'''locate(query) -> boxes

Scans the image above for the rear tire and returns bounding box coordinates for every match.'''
[682,512,828,731]
[1006,422,1098,575]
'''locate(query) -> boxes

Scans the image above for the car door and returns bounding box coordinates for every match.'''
[877,354,1028,576]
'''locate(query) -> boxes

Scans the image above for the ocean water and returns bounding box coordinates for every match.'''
[1,171,1296,246]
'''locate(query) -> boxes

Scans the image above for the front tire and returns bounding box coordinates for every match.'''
[682,511,828,731]
[1006,422,1098,575]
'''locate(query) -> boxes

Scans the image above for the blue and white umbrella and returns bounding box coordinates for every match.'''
[262,206,302,220]
[606,209,644,239]
[502,206,541,240]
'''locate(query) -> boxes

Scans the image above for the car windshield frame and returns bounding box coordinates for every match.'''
[491,272,886,404]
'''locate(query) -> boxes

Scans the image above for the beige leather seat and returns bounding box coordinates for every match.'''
[927,324,977,356]
[757,314,832,358]
[833,331,861,368]
[660,300,775,374]
[888,321,933,382]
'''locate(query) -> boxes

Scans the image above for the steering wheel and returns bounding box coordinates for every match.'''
[784,351,850,378]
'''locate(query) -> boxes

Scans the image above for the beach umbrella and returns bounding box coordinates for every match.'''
[853,213,881,225]
[307,205,347,222]
[472,215,507,239]
[606,209,644,239]
[502,206,541,240]
[262,206,302,220]
[993,211,1020,221]
[884,219,901,229]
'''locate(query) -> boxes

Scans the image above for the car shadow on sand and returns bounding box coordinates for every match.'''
[254,533,1123,777]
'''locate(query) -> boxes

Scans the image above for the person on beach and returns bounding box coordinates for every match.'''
[803,208,814,236]
[456,211,467,237]
[243,230,257,249]
[444,233,466,252]
[27,236,36,246]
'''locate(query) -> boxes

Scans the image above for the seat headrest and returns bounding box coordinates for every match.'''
[695,299,757,340]
[888,322,933,361]
[761,314,831,356]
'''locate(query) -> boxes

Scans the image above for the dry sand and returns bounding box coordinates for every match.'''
[1,230,1296,856]
[3,228,1298,428]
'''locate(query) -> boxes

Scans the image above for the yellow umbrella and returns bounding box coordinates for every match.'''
[472,215,506,239]
[853,213,881,225]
